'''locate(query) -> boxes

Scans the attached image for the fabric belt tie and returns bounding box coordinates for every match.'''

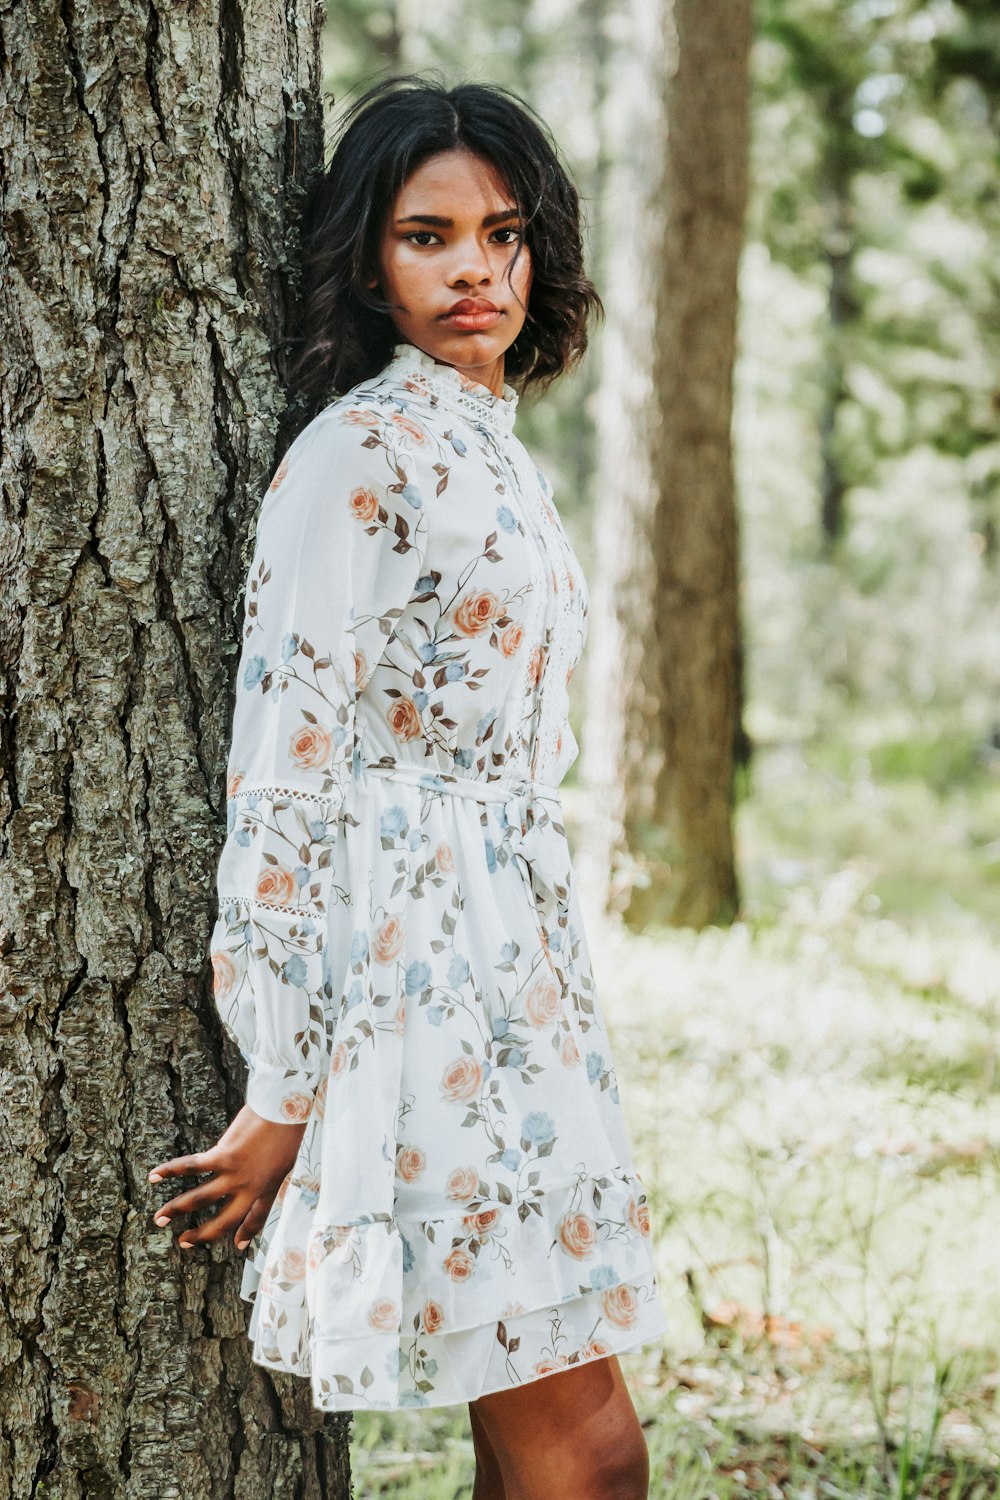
[358,761,569,932]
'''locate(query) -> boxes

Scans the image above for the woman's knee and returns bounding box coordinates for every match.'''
[472,1357,650,1500]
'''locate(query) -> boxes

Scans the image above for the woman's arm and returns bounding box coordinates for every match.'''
[148,407,429,1249]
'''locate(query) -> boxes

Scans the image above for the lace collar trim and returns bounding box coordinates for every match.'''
[381,342,520,435]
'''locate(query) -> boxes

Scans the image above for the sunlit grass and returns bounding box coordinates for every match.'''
[350,740,1000,1496]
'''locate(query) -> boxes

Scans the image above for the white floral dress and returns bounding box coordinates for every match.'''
[210,341,668,1410]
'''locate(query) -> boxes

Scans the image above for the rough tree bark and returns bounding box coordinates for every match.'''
[581,0,750,929]
[0,3,352,1495]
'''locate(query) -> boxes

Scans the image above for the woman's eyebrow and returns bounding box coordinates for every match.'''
[395,209,521,227]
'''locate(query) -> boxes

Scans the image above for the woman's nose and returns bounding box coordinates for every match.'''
[447,238,493,287]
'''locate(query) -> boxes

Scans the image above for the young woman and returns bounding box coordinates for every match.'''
[149,76,667,1498]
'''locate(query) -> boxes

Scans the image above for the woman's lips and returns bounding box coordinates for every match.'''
[441,306,503,332]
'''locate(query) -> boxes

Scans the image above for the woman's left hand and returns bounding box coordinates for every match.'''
[148,1104,307,1251]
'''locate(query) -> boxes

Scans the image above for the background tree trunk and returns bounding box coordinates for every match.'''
[581,0,750,930]
[0,3,352,1495]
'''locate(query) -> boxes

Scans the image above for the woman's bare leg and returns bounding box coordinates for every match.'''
[469,1355,648,1500]
[470,1400,508,1499]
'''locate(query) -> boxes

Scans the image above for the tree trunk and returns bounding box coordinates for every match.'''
[0,3,352,1495]
[581,0,750,930]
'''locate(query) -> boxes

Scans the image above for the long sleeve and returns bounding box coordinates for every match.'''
[209,411,429,1123]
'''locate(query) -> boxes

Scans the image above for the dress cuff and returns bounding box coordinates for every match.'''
[245,1058,320,1126]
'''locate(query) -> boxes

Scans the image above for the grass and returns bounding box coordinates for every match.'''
[348,735,1000,1497]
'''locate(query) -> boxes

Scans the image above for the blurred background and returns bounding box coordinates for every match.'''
[318,3,1000,1494]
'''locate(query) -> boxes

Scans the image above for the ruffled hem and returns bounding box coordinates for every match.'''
[246,1269,668,1411]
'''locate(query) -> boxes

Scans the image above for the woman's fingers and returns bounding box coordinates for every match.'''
[151,1176,231,1229]
[148,1151,217,1183]
[234,1197,272,1252]
[176,1195,249,1249]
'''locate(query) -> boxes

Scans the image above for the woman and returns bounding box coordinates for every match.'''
[149,75,667,1499]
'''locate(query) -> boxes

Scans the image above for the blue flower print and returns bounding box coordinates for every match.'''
[405,959,432,995]
[380,805,408,839]
[401,1235,415,1273]
[243,793,260,811]
[496,504,517,533]
[587,1051,605,1083]
[444,662,464,682]
[477,708,498,739]
[413,690,429,711]
[234,827,251,848]
[308,817,328,840]
[402,484,423,509]
[350,930,369,965]
[281,955,307,987]
[500,1148,522,1171]
[499,941,515,964]
[451,436,468,456]
[344,979,365,1012]
[521,1111,556,1146]
[300,916,316,936]
[590,1264,619,1290]
[418,640,438,663]
[427,1005,445,1025]
[484,838,497,874]
[448,953,470,987]
[408,828,422,850]
[280,632,297,664]
[399,1391,428,1407]
[491,1015,509,1039]
[227,801,237,832]
[507,1047,526,1069]
[243,654,267,689]
[415,574,436,594]
[294,864,310,887]
[454,746,473,768]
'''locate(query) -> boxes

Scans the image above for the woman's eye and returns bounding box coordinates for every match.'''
[492,228,522,244]
[406,232,440,246]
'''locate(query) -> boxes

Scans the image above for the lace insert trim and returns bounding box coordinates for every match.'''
[228,783,347,806]
[218,893,324,917]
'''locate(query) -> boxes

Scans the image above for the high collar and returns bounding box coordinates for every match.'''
[381,342,519,437]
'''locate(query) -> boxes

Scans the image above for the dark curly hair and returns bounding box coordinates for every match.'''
[285,74,603,417]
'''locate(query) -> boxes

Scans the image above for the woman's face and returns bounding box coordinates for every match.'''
[370,148,533,396]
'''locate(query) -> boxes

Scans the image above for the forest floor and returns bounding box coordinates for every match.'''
[348,732,1000,1498]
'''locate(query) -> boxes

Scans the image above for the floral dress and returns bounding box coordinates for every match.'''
[210,341,668,1410]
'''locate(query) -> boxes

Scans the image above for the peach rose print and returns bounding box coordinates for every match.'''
[524,974,561,1029]
[435,842,455,873]
[280,1092,313,1124]
[391,412,427,444]
[560,1033,581,1068]
[454,590,501,636]
[443,1247,476,1281]
[601,1284,639,1328]
[349,486,379,522]
[527,645,544,687]
[268,456,288,490]
[211,949,237,1000]
[395,1144,426,1182]
[289,722,332,771]
[367,1298,400,1332]
[421,1300,445,1334]
[372,914,405,964]
[354,650,368,694]
[627,1197,651,1236]
[345,408,380,427]
[557,1211,598,1260]
[440,1055,484,1104]
[279,1248,306,1281]
[446,1166,479,1202]
[226,769,244,797]
[255,864,296,906]
[330,1042,349,1078]
[387,696,422,741]
[534,1355,569,1375]
[462,1208,502,1240]
[500,621,523,657]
